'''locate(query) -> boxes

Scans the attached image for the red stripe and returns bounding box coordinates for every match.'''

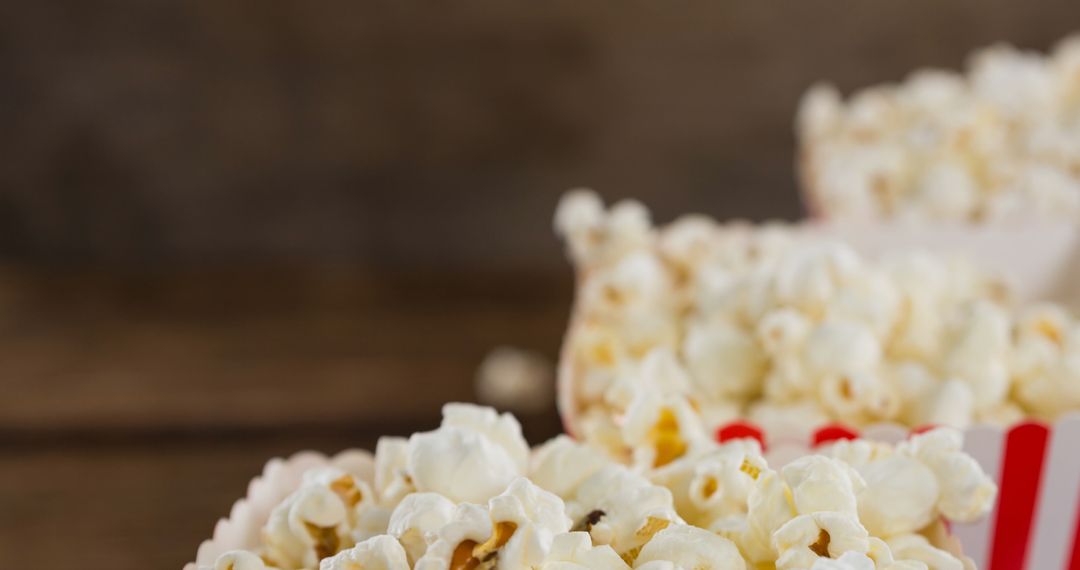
[811,423,859,447]
[989,422,1050,570]
[1069,481,1080,570]
[715,421,767,451]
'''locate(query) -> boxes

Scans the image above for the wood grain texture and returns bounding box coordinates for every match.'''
[0,268,572,432]
[2,1,1078,268]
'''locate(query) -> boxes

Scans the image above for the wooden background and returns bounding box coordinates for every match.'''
[1,2,1078,568]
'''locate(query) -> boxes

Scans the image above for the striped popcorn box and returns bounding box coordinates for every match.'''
[713,415,1080,570]
[184,450,374,570]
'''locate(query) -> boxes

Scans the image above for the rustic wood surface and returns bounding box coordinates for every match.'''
[2,1,1079,568]
[0,268,569,569]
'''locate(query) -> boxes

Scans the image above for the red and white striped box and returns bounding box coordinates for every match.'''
[716,415,1080,570]
[556,214,1080,569]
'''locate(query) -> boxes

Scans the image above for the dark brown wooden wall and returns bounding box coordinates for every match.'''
[1,2,1078,568]
[3,1,1077,269]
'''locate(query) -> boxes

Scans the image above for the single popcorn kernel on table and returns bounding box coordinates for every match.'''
[798,34,1080,224]
[201,405,994,570]
[556,189,1080,460]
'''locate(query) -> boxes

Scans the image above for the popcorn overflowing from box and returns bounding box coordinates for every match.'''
[187,404,996,570]
[555,191,1080,568]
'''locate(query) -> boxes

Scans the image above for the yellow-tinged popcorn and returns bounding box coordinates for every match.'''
[319,535,411,570]
[414,477,571,570]
[412,503,491,570]
[566,465,683,557]
[649,438,764,528]
[558,190,1080,446]
[632,524,747,569]
[799,35,1080,224]
[773,512,871,570]
[713,465,796,564]
[388,493,457,564]
[261,468,372,569]
[201,406,992,570]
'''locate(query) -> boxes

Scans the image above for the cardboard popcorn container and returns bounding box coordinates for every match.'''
[183,449,374,570]
[561,348,1080,569]
[713,415,1080,570]
[557,219,1080,569]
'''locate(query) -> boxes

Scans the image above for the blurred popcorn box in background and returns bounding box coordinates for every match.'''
[555,190,1080,569]
[796,35,1080,228]
[184,450,374,570]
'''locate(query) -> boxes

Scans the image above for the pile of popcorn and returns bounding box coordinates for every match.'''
[555,190,1080,460]
[204,403,995,570]
[798,35,1080,223]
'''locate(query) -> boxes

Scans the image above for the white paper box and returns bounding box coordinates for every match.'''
[808,221,1080,312]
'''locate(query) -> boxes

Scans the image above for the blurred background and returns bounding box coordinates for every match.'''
[1,2,1078,567]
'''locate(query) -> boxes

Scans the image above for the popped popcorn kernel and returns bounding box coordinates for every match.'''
[198,405,992,570]
[799,34,1080,224]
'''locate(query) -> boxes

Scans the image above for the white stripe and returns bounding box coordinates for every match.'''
[1028,412,1080,570]
[953,424,1006,569]
[861,422,908,445]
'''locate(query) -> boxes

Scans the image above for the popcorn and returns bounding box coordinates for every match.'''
[558,190,1080,452]
[683,315,767,399]
[415,477,572,570]
[388,493,457,564]
[528,435,610,499]
[407,404,529,504]
[648,438,764,528]
[799,35,1080,224]
[200,406,992,570]
[554,189,653,269]
[261,468,373,569]
[538,532,629,570]
[781,456,865,518]
[898,429,997,523]
[844,454,939,538]
[565,465,683,558]
[884,534,964,570]
[773,512,871,570]
[319,535,411,570]
[474,347,554,414]
[632,524,746,569]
